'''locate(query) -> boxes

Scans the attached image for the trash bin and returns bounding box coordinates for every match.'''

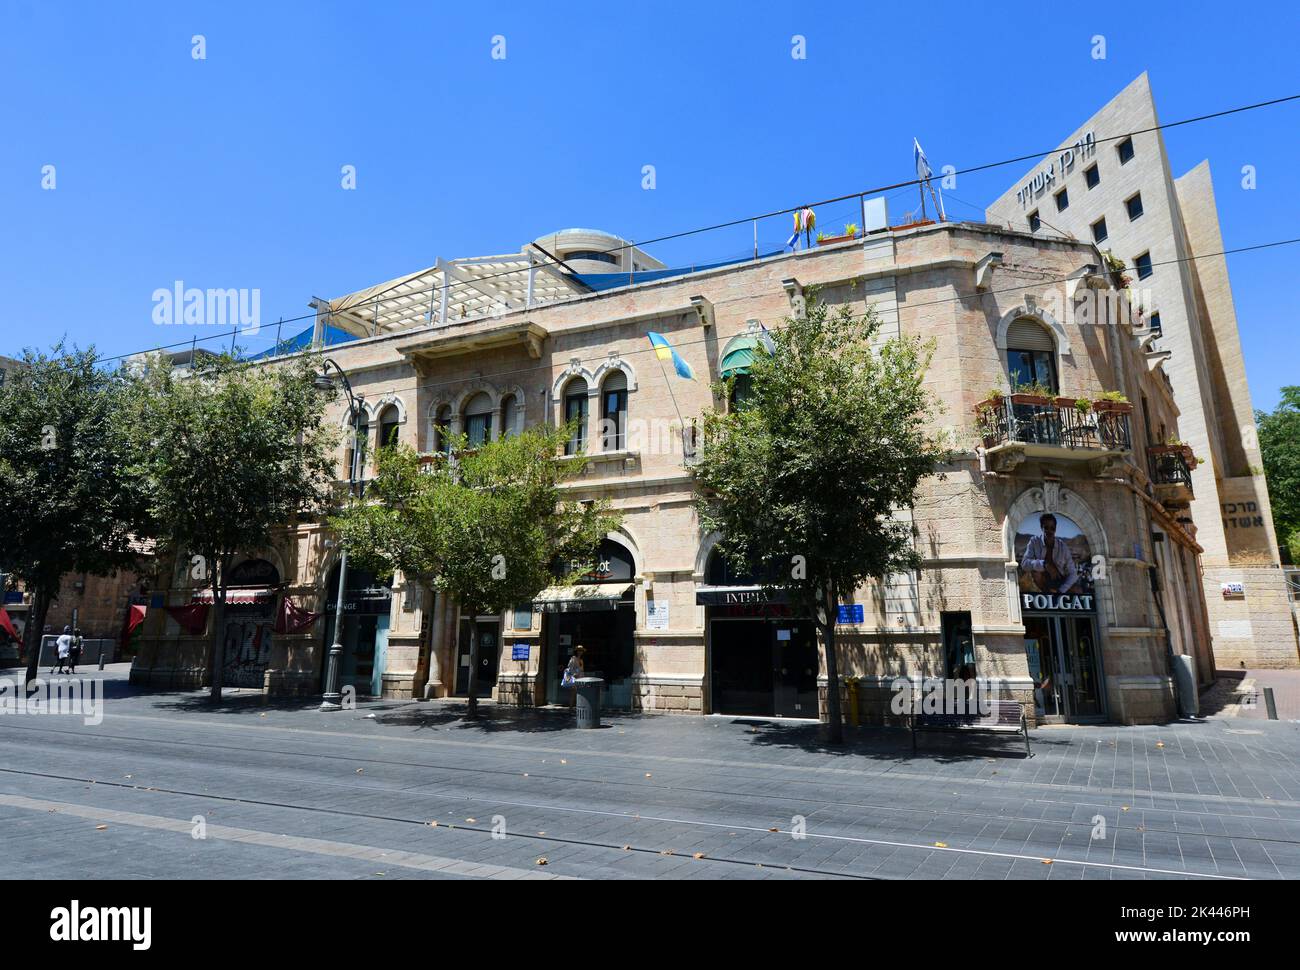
[574,677,604,729]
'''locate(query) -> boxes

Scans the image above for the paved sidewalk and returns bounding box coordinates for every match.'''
[2,666,1299,879]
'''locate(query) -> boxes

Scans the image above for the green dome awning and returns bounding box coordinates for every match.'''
[720,337,762,377]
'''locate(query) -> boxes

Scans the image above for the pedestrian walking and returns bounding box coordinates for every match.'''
[69,627,84,674]
[53,625,72,675]
[562,645,585,708]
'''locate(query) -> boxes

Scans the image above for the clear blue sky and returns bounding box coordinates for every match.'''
[2,1,1296,410]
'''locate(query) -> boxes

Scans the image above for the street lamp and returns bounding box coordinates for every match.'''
[315,358,364,712]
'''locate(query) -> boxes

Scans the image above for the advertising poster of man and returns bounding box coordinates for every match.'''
[1015,511,1093,598]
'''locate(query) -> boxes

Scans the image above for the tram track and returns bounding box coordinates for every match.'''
[2,719,1297,838]
[0,723,1284,877]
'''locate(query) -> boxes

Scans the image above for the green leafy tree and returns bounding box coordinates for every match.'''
[692,296,948,743]
[1257,387,1300,560]
[0,345,150,686]
[127,354,336,702]
[332,424,621,716]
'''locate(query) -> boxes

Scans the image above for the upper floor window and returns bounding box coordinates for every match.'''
[377,405,400,453]
[1125,192,1144,221]
[1027,210,1041,233]
[563,250,618,265]
[1054,188,1069,212]
[1148,312,1162,336]
[1117,137,1135,165]
[499,394,520,438]
[1091,216,1108,243]
[563,378,588,455]
[346,409,369,482]
[1005,318,1058,393]
[1134,251,1154,280]
[464,393,493,449]
[433,405,451,455]
[1084,163,1100,189]
[601,371,628,451]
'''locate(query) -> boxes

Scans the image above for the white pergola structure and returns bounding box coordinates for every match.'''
[313,247,590,340]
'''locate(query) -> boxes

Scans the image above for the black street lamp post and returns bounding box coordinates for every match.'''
[314,358,364,712]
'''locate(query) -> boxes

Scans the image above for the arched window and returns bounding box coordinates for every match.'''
[433,405,451,455]
[1005,318,1058,393]
[345,408,369,482]
[600,371,628,451]
[499,394,519,438]
[464,393,493,448]
[377,405,400,453]
[563,378,588,455]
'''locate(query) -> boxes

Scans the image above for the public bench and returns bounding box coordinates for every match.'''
[911,699,1032,758]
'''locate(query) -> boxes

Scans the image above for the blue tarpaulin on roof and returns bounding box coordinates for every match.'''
[243,323,358,360]
[571,250,787,292]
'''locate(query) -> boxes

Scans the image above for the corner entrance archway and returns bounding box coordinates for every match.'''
[1014,508,1106,721]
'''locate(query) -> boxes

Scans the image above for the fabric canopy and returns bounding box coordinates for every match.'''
[166,603,210,635]
[121,603,146,638]
[0,608,20,643]
[533,583,633,613]
[274,595,321,634]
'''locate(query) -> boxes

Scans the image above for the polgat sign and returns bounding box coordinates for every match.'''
[1022,592,1095,613]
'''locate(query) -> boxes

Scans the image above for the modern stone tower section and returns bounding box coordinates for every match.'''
[987,73,1298,669]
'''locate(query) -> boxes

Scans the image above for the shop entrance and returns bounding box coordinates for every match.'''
[321,564,392,698]
[1023,614,1104,720]
[455,618,499,697]
[543,602,635,707]
[709,613,818,718]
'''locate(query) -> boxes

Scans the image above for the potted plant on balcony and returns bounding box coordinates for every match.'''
[1151,437,1197,470]
[1101,250,1131,290]
[1009,380,1056,406]
[1091,390,1132,415]
[818,223,861,246]
[973,388,1005,447]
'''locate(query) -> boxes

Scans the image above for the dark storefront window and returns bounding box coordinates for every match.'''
[941,611,975,679]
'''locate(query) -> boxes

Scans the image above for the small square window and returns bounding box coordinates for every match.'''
[1054,188,1069,212]
[1084,164,1100,189]
[1126,192,1144,221]
[1135,251,1153,279]
[1117,137,1134,164]
[1091,217,1108,243]
[1148,312,1162,336]
[1028,210,1041,232]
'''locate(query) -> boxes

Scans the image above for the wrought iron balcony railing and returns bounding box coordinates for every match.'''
[977,396,1132,454]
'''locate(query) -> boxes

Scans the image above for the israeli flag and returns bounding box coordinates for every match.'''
[914,138,933,182]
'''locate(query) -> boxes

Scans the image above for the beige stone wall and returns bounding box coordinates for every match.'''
[131,221,1211,725]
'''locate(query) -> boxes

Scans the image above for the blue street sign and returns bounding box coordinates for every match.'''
[512,643,530,661]
[836,604,864,624]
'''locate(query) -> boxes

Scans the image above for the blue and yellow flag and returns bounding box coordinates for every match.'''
[647,331,694,380]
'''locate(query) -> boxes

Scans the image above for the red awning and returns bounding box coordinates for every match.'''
[191,589,276,605]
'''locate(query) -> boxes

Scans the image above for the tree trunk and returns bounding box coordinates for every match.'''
[23,585,53,689]
[464,606,480,718]
[208,564,226,704]
[821,585,843,744]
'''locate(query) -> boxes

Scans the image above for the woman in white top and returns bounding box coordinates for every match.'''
[562,645,586,704]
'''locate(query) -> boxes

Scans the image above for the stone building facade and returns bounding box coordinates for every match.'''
[130,219,1213,724]
[987,72,1298,670]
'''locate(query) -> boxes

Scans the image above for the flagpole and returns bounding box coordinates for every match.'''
[653,354,690,462]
